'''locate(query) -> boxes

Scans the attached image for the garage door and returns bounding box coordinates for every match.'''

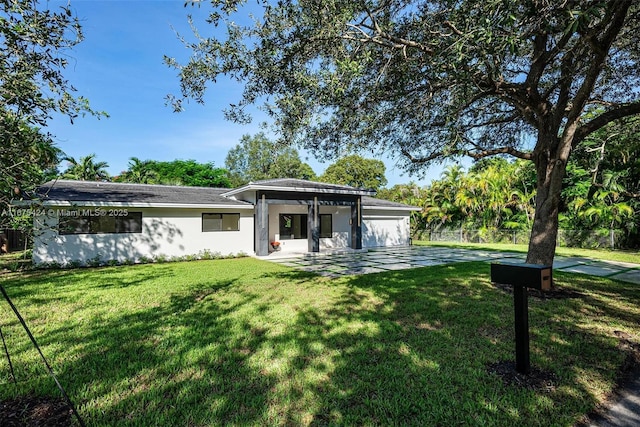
[362,216,410,248]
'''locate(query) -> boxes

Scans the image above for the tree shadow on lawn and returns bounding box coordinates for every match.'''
[4,278,277,425]
[1,261,638,426]
[288,263,640,426]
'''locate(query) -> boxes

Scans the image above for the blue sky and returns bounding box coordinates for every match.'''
[45,0,446,187]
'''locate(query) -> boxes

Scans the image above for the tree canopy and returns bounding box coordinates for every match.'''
[168,0,640,265]
[0,115,61,226]
[224,133,316,187]
[320,155,387,191]
[114,157,159,184]
[561,116,640,247]
[1,0,101,124]
[62,154,110,181]
[115,159,231,188]
[1,0,102,227]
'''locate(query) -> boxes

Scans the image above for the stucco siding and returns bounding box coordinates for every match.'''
[33,207,254,265]
[319,206,350,249]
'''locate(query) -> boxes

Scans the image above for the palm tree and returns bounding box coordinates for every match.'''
[62,154,110,181]
[121,157,158,184]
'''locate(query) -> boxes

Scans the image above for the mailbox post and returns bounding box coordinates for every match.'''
[491,263,552,374]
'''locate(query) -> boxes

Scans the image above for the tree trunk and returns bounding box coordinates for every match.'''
[526,139,569,267]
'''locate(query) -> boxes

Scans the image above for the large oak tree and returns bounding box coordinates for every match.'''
[167,0,640,265]
[1,0,102,227]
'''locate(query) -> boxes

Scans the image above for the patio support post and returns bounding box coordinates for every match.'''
[350,197,362,249]
[255,193,269,256]
[308,197,319,252]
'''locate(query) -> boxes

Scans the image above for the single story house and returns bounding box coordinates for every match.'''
[31,178,420,265]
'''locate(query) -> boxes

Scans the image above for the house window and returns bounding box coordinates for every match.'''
[279,214,307,239]
[319,214,332,238]
[202,213,240,232]
[59,212,142,235]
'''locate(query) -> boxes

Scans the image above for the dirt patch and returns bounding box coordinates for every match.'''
[0,395,73,427]
[487,361,558,392]
[493,282,585,299]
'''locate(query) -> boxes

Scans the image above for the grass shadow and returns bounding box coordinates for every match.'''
[0,259,638,425]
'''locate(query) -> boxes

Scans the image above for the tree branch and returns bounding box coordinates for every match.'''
[567,1,631,124]
[400,144,532,165]
[574,101,640,145]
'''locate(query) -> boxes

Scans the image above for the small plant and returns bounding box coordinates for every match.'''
[138,256,152,264]
[154,254,169,263]
[107,259,120,267]
[87,255,103,268]
[7,261,21,272]
[67,259,84,269]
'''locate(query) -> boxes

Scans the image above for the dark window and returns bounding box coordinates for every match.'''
[319,214,332,238]
[202,213,240,231]
[117,213,143,233]
[59,212,142,235]
[279,214,307,239]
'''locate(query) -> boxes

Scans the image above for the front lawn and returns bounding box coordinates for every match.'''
[0,258,638,426]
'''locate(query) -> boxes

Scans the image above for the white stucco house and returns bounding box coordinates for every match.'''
[31,179,420,265]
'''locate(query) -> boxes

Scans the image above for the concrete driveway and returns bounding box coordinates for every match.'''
[266,245,640,284]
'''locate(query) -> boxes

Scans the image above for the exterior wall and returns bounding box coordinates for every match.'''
[319,206,350,249]
[33,207,254,265]
[267,205,352,253]
[362,209,412,248]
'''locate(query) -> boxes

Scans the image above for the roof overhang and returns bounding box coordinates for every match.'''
[362,205,422,211]
[20,200,255,209]
[222,184,376,198]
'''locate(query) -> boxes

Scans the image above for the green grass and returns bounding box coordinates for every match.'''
[416,240,640,264]
[0,250,31,272]
[1,257,639,426]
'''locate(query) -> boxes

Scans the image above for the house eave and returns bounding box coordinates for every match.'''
[222,184,376,198]
[30,201,255,209]
[362,205,422,211]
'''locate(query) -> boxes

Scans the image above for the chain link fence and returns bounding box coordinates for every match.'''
[421,228,625,249]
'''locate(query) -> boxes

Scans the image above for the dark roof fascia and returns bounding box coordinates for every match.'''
[222,179,376,198]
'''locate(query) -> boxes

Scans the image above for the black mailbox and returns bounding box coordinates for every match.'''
[491,263,552,291]
[490,262,553,374]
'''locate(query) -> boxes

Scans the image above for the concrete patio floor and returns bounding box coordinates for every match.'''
[263,246,640,284]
